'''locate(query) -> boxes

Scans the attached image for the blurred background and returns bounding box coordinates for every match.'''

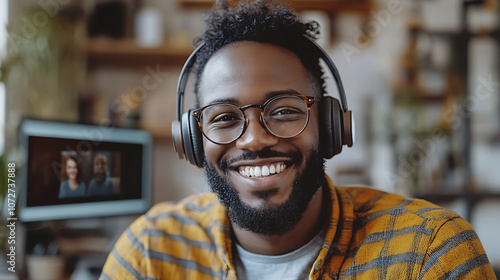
[0,0,499,278]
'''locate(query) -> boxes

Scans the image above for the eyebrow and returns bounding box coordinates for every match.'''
[265,89,301,100]
[205,89,302,106]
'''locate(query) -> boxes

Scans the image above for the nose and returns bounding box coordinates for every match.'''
[235,109,278,151]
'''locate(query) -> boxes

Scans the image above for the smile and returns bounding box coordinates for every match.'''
[237,162,287,178]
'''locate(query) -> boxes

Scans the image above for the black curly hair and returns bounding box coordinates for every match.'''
[193,0,326,101]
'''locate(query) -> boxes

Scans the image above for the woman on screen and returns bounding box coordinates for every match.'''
[59,155,86,199]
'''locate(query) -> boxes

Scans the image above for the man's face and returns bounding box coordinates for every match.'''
[199,41,325,235]
[93,156,107,182]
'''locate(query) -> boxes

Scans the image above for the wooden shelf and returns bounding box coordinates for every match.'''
[84,39,192,67]
[179,0,374,14]
[416,191,500,203]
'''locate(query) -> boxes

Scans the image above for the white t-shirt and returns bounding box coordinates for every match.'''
[234,228,326,280]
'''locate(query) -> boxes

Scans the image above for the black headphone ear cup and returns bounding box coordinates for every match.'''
[320,96,343,159]
[189,110,204,167]
[181,111,204,167]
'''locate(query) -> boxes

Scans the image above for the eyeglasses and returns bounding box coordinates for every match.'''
[193,94,315,144]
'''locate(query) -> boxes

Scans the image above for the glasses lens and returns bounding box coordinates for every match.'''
[199,104,245,144]
[263,95,310,138]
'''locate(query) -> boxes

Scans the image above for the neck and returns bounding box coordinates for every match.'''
[231,186,325,255]
[69,179,78,190]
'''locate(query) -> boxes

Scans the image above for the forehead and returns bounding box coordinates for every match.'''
[198,41,316,106]
[94,157,105,164]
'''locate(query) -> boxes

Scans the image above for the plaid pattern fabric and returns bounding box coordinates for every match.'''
[100,176,496,279]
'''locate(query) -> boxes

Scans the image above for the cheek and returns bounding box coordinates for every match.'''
[203,140,225,167]
[300,110,321,148]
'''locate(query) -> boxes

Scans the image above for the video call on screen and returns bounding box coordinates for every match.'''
[27,136,143,207]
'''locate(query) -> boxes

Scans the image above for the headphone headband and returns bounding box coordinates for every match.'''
[303,38,349,111]
[176,38,349,120]
[176,43,205,121]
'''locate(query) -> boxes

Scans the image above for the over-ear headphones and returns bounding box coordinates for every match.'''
[172,38,354,168]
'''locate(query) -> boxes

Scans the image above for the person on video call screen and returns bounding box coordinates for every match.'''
[88,154,116,197]
[58,155,86,199]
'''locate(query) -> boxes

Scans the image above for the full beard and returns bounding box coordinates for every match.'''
[204,147,326,236]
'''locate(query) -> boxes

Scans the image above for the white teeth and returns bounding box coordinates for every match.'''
[262,166,270,176]
[270,165,276,174]
[254,166,262,177]
[239,163,286,178]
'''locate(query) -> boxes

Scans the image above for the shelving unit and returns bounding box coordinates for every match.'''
[179,0,374,45]
[80,0,375,139]
[84,39,192,67]
[80,38,193,140]
[408,0,500,223]
[81,0,376,69]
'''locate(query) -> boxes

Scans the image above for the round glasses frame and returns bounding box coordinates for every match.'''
[192,94,315,145]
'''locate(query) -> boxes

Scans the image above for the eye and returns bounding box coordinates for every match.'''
[273,108,301,115]
[205,113,243,130]
[212,113,241,123]
[267,106,306,122]
[271,107,305,116]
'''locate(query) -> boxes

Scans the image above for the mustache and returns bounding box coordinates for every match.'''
[219,147,303,171]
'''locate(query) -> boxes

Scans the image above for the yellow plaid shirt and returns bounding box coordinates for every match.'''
[100,176,496,279]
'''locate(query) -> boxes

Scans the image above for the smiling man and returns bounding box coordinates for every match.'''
[201,41,326,243]
[100,1,495,279]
